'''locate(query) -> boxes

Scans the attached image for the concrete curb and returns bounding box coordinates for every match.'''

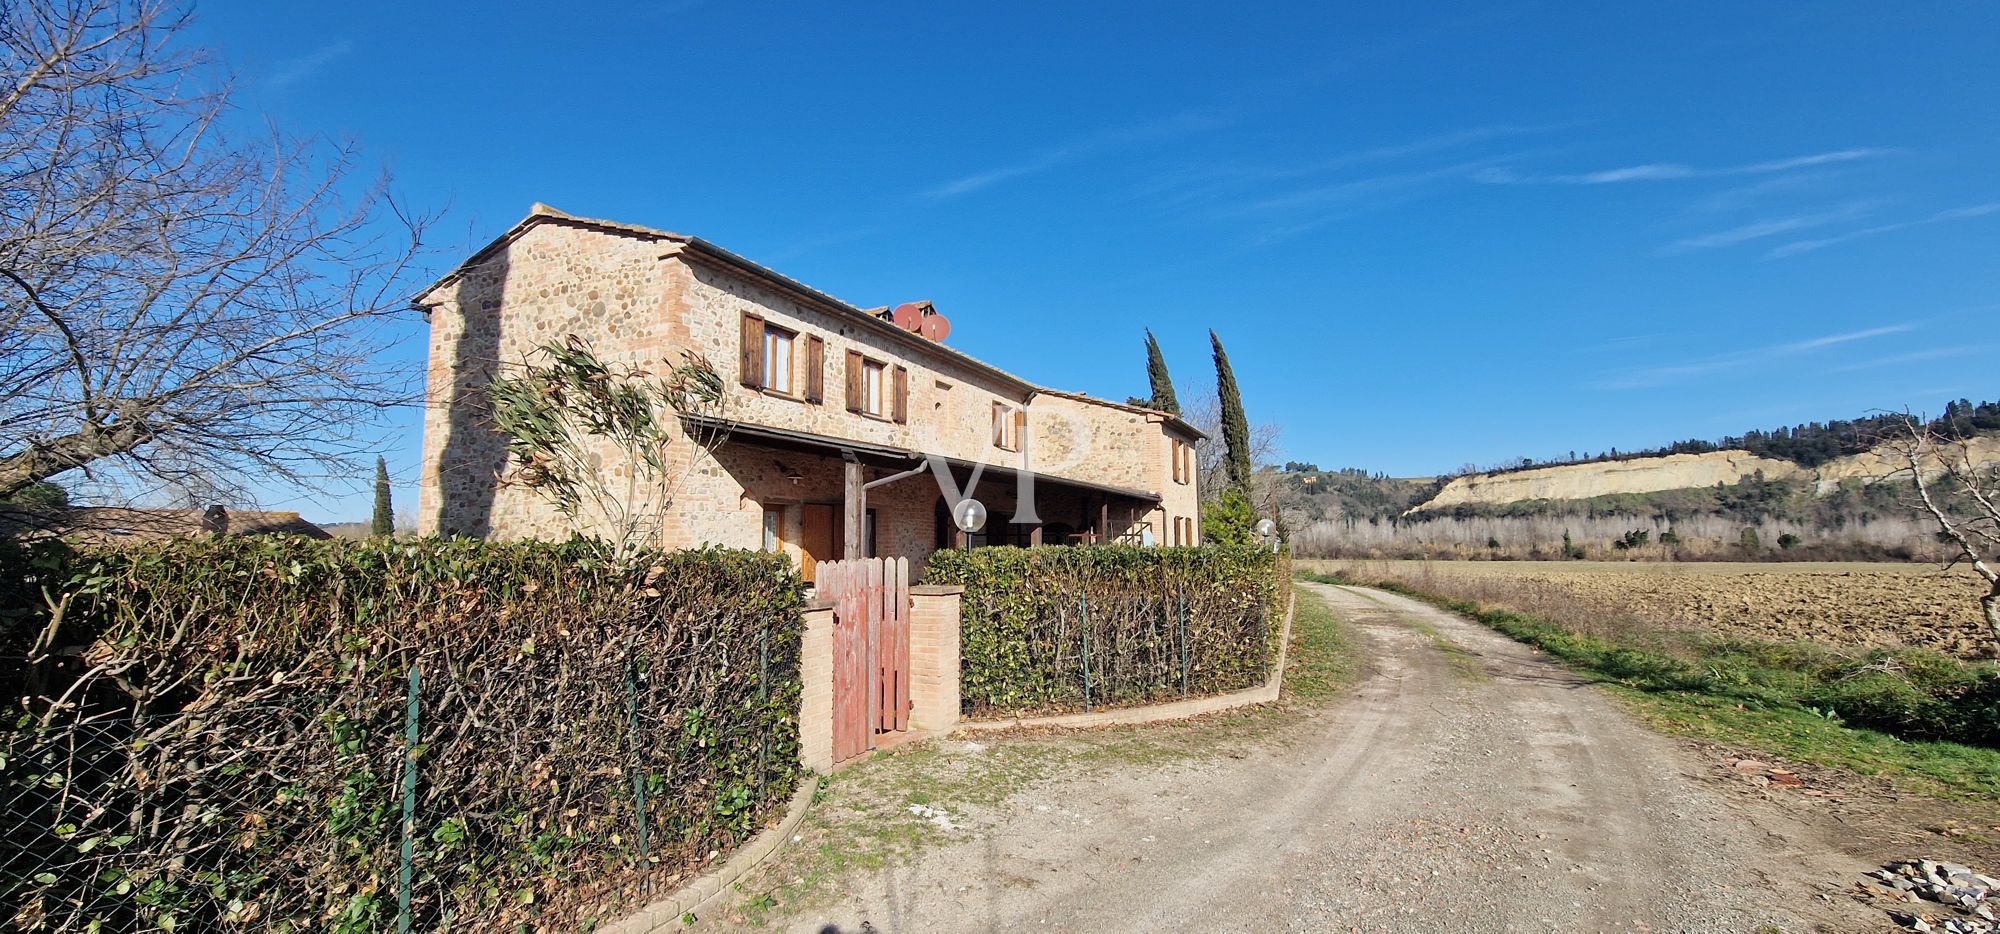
[956,588,1298,732]
[601,777,817,933]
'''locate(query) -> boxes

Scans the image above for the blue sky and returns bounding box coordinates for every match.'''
[188,1,1998,520]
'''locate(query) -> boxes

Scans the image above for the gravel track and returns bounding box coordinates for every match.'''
[744,583,1882,933]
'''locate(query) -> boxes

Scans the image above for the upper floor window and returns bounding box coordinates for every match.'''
[862,360,885,416]
[1171,438,1193,484]
[844,351,908,423]
[740,312,823,402]
[992,402,1023,451]
[763,325,795,396]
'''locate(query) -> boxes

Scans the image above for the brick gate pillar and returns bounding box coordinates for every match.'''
[907,585,963,734]
[798,601,836,774]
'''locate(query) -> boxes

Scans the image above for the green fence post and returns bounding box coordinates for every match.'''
[397,663,420,934]
[627,658,649,864]
[1079,592,1091,711]
[1178,590,1189,699]
[757,625,769,799]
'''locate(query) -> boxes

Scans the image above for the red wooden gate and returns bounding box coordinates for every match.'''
[816,557,911,762]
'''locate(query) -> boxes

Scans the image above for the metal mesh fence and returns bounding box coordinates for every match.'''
[1,538,803,933]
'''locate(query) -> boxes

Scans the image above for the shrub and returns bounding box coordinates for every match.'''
[926,545,1284,716]
[2,537,802,932]
[1201,488,1258,545]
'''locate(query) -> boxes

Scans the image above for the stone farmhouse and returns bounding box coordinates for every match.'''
[414,205,1202,579]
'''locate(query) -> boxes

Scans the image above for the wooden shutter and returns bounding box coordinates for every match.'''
[739,312,764,388]
[804,335,825,403]
[1012,408,1027,452]
[891,366,908,423]
[1171,441,1182,484]
[844,350,863,412]
[991,401,1005,447]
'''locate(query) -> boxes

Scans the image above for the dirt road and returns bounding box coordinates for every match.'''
[737,584,1883,932]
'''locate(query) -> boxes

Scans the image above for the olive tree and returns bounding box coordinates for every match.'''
[0,0,430,503]
[485,336,731,562]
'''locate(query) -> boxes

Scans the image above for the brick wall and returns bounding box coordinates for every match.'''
[907,586,963,734]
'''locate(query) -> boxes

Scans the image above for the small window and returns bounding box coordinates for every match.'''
[762,507,784,552]
[763,325,795,396]
[992,402,1021,451]
[862,360,885,416]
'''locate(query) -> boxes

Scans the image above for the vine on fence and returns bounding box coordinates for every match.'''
[1,536,802,932]
[926,545,1286,716]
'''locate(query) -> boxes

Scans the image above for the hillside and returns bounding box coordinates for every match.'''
[1281,432,2000,562]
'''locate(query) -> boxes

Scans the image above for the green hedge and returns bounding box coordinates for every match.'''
[1,536,802,932]
[926,545,1286,716]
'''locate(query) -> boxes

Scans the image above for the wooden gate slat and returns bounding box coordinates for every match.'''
[822,556,914,760]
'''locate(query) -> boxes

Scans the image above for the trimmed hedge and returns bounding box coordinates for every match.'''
[926,545,1286,716]
[2,536,802,932]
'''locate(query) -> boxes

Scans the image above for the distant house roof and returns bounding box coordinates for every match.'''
[411,204,1201,422]
[0,506,332,546]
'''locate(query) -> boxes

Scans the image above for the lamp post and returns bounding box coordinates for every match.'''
[1255,517,1277,554]
[953,498,988,553]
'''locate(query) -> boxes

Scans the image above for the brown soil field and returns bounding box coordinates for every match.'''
[1303,559,1998,659]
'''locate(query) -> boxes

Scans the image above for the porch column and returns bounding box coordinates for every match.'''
[843,455,864,559]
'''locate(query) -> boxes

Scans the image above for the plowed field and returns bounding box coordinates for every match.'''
[1307,560,1997,659]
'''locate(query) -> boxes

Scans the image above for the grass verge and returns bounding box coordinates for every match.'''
[722,584,1361,927]
[1302,572,2000,801]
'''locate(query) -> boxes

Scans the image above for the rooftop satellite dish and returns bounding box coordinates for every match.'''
[890,303,925,332]
[919,311,951,342]
[952,498,988,534]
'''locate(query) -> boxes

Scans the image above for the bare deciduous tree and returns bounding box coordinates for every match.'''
[1890,415,2000,646]
[0,0,430,503]
[1180,389,1282,504]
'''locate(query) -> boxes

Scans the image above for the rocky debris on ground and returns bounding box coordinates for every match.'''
[1726,757,1839,796]
[1855,858,1999,933]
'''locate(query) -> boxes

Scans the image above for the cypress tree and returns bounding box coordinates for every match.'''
[371,456,394,537]
[1143,329,1179,415]
[1210,329,1253,495]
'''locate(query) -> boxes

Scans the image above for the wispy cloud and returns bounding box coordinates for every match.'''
[1479,147,1892,186]
[1826,345,1997,373]
[920,111,1227,199]
[1595,323,1913,389]
[1684,172,1843,215]
[1137,126,1550,215]
[1244,157,1512,213]
[268,40,352,90]
[1662,200,1881,253]
[1766,202,2000,258]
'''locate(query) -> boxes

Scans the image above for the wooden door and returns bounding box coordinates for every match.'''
[801,504,837,584]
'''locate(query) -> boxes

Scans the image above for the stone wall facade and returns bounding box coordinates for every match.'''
[416,210,1204,569]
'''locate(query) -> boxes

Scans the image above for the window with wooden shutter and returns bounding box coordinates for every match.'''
[844,350,863,412]
[991,402,1023,451]
[804,335,825,403]
[891,366,908,423]
[739,312,765,388]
